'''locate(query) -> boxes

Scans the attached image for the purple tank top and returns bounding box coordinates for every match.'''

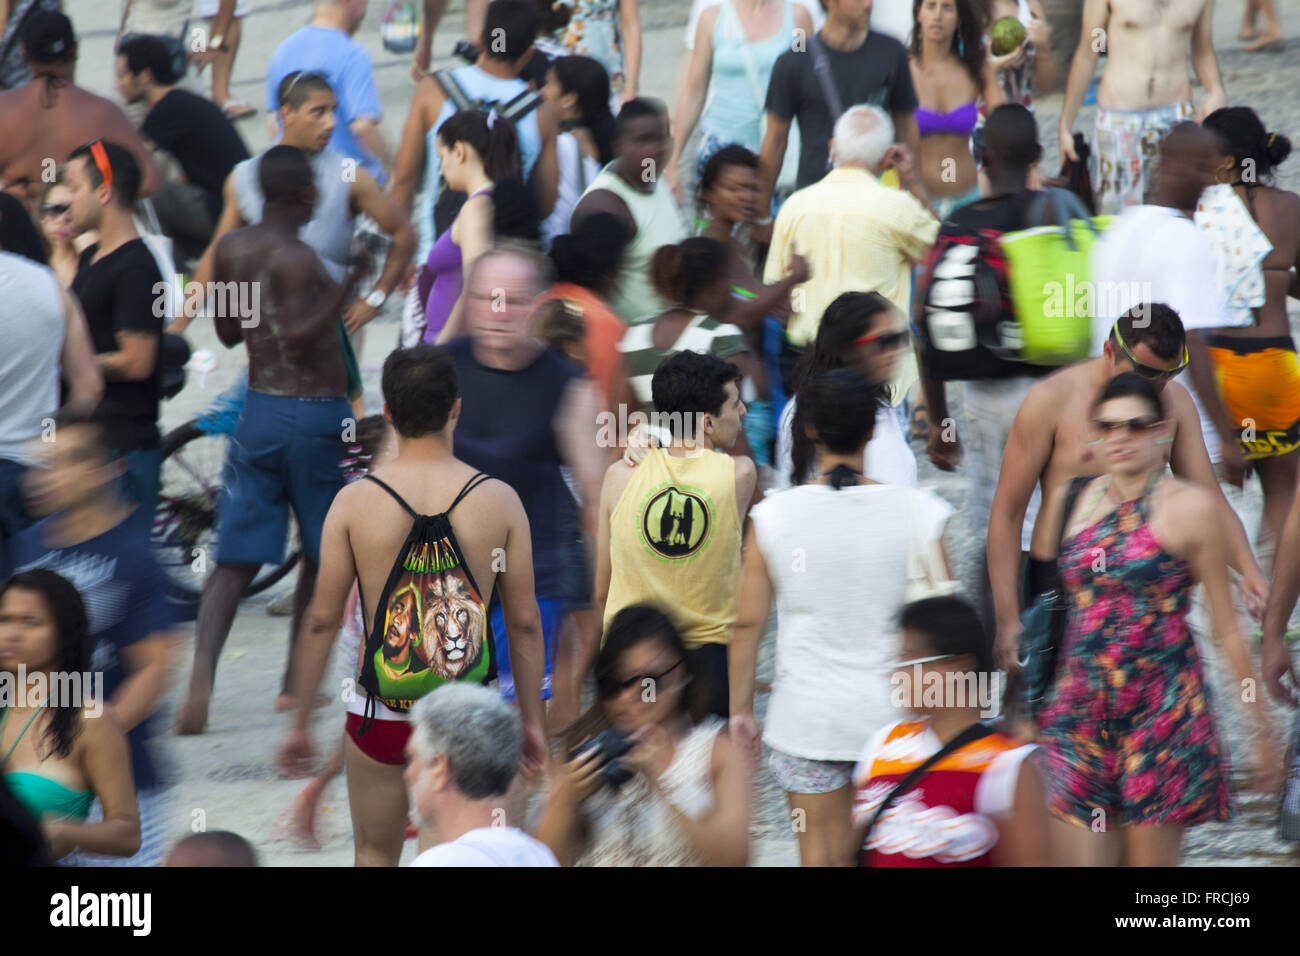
[421,186,492,343]
[915,101,978,139]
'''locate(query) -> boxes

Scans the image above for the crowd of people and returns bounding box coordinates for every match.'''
[1,0,1298,869]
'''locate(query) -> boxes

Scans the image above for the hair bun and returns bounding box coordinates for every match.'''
[1264,131,1292,167]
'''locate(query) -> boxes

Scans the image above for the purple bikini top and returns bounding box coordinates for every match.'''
[915,101,978,139]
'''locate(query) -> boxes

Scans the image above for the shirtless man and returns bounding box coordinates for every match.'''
[989,303,1269,672]
[181,71,414,341]
[1057,0,1226,214]
[276,343,547,867]
[174,146,357,735]
[0,11,159,205]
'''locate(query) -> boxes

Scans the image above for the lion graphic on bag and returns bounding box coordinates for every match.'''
[418,575,485,680]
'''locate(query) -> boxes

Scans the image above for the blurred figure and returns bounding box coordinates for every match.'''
[193,0,253,118]
[537,604,749,866]
[597,351,756,718]
[1239,0,1283,52]
[849,595,1049,866]
[733,369,953,866]
[405,683,559,866]
[553,0,641,111]
[1035,373,1280,865]
[37,178,88,288]
[977,0,1055,109]
[539,55,613,251]
[165,829,259,866]
[0,569,141,859]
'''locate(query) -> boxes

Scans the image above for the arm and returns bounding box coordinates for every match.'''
[619,0,642,101]
[732,452,758,522]
[59,292,104,416]
[110,633,175,733]
[98,334,157,381]
[569,186,635,238]
[891,112,928,205]
[1056,0,1107,162]
[729,521,772,739]
[726,255,810,334]
[755,112,792,219]
[189,172,245,305]
[1026,0,1058,92]
[389,78,443,218]
[667,9,717,192]
[1185,331,1246,485]
[988,387,1056,668]
[992,756,1052,866]
[47,714,140,858]
[1261,488,1300,705]
[661,733,750,866]
[434,194,493,343]
[495,490,547,775]
[350,118,393,176]
[211,236,244,348]
[532,98,560,219]
[592,463,627,627]
[981,58,1006,111]
[556,377,606,540]
[415,0,452,77]
[1190,0,1226,120]
[346,169,417,332]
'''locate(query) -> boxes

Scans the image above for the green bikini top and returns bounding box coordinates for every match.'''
[1,705,94,822]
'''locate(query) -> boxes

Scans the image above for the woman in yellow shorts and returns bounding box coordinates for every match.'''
[1198,108,1300,568]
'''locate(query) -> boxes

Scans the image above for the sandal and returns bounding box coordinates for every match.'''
[221,99,257,121]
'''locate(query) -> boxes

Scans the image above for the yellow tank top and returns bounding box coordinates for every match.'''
[605,447,741,648]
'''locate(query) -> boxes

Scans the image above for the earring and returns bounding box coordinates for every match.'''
[958,35,965,57]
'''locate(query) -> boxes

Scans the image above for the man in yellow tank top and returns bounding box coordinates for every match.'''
[595,352,757,717]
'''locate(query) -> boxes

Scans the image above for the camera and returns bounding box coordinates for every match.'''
[570,727,635,790]
[453,40,480,64]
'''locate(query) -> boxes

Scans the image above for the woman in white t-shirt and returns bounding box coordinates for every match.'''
[731,368,954,866]
[774,290,918,490]
[539,55,612,251]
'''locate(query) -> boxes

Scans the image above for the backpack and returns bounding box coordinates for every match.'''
[356,473,496,724]
[430,70,542,237]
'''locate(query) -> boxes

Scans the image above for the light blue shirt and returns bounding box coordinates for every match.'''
[266,25,385,183]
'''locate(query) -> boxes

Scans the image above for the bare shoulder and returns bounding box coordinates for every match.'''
[1157,474,1216,522]
[468,474,527,522]
[1162,379,1199,420]
[732,453,757,487]
[603,457,637,499]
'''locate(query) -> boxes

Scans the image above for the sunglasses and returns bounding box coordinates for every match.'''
[1112,324,1188,381]
[1092,417,1164,436]
[41,202,70,217]
[854,329,907,350]
[605,659,683,694]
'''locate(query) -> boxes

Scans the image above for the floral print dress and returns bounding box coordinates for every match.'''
[560,0,626,105]
[1036,485,1231,828]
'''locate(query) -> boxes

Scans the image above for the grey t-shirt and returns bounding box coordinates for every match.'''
[0,252,64,465]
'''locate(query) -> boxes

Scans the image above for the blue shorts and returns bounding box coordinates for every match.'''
[491,597,567,703]
[215,391,350,567]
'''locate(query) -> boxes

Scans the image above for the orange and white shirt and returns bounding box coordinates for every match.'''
[851,719,1035,867]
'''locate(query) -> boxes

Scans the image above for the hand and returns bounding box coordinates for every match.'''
[343,299,380,334]
[746,219,774,246]
[42,819,77,859]
[729,712,761,768]
[1058,127,1080,164]
[881,144,918,192]
[995,621,1023,674]
[785,252,811,286]
[412,41,433,83]
[1249,723,1284,795]
[620,88,638,106]
[926,423,961,471]
[276,728,315,778]
[987,42,1028,72]
[1217,441,1249,489]
[1197,87,1227,123]
[1239,566,1270,621]
[550,748,605,805]
[1262,633,1298,707]
[622,422,653,467]
[623,723,673,789]
[665,161,684,205]
[519,719,549,782]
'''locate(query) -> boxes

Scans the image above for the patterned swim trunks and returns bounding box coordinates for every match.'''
[1092,101,1194,215]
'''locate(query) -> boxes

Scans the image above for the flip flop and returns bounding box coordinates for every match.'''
[1244,36,1285,53]
[221,99,257,120]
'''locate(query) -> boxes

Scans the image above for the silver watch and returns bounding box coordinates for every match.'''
[364,289,388,310]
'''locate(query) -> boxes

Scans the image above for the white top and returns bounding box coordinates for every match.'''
[1090,203,1231,462]
[409,827,559,867]
[541,132,602,252]
[684,0,912,46]
[0,253,64,466]
[772,397,918,490]
[751,484,953,760]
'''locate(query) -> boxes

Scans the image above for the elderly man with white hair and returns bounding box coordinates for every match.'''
[762,105,939,352]
[405,684,559,867]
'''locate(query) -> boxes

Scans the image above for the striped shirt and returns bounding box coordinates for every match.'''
[619,314,748,415]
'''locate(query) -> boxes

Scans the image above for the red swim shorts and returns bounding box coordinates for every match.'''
[345,712,413,766]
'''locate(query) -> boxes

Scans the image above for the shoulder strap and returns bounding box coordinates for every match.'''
[807,34,845,124]
[434,69,476,112]
[859,721,995,859]
[499,86,543,122]
[447,472,493,514]
[1055,475,1093,554]
[365,475,419,519]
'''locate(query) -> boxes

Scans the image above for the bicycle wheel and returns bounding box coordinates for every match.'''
[152,420,301,605]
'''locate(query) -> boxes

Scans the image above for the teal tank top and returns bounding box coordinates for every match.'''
[701,0,795,151]
[1,705,94,822]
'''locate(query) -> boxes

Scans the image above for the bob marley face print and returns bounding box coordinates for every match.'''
[641,486,711,559]
[381,583,421,674]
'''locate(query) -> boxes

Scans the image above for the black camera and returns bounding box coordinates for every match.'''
[570,727,635,790]
[453,40,480,63]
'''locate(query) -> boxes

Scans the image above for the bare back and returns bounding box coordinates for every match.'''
[1098,0,1208,109]
[1209,184,1300,338]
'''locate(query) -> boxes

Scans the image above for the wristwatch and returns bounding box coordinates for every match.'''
[208,34,224,51]
[364,289,388,310]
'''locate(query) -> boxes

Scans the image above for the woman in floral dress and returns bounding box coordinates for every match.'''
[1035,372,1281,866]
[557,0,641,112]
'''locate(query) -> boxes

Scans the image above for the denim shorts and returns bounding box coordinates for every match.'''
[768,747,856,794]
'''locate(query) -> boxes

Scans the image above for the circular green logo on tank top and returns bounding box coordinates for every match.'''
[641,486,710,559]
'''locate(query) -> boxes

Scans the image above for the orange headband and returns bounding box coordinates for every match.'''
[88,140,112,188]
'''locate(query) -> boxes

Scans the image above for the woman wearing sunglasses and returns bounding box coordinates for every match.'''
[537,604,749,866]
[774,290,916,490]
[1033,372,1281,866]
[732,369,953,865]
[36,179,84,289]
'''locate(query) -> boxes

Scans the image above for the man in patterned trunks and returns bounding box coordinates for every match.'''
[1055,0,1226,214]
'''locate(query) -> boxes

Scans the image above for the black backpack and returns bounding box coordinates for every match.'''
[430,70,542,237]
[355,473,497,726]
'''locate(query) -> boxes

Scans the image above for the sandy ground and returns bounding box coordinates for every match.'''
[62,0,1300,865]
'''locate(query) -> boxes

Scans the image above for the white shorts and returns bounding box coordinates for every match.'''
[196,0,249,17]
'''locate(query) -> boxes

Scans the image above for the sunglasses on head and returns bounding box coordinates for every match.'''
[1112,323,1188,381]
[1092,416,1164,436]
[41,202,70,217]
[854,329,907,350]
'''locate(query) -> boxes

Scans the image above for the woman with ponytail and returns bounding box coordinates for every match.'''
[731,368,954,865]
[539,55,615,250]
[420,109,522,343]
[1196,107,1300,566]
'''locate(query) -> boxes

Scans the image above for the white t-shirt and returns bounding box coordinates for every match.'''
[751,483,953,760]
[1090,203,1231,462]
[541,132,602,252]
[772,397,918,490]
[409,827,560,867]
